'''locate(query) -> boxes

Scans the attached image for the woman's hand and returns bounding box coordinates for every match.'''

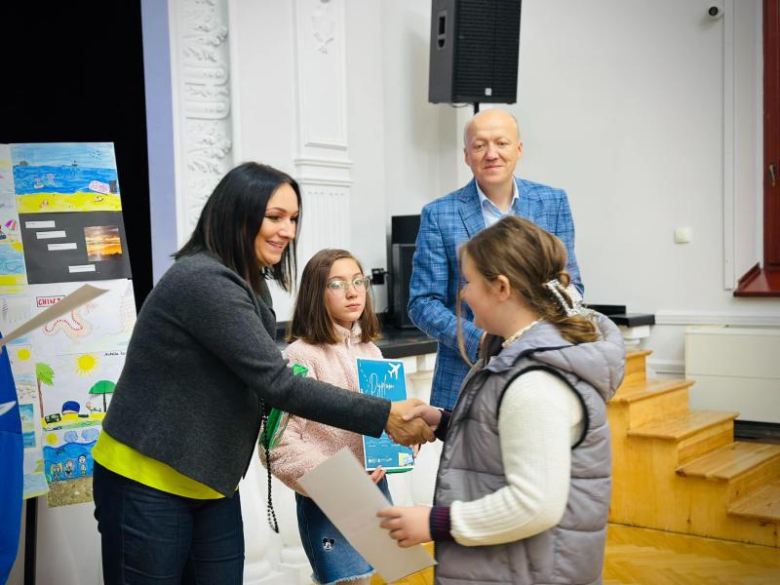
[368,466,386,484]
[387,399,435,445]
[377,506,432,547]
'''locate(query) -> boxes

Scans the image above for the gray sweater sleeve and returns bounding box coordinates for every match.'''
[164,257,390,438]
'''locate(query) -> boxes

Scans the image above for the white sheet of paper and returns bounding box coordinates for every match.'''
[0,284,108,347]
[298,447,436,583]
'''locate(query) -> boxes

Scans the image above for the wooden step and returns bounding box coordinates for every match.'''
[729,479,780,523]
[617,350,653,394]
[610,379,693,429]
[614,378,690,403]
[628,410,738,442]
[613,379,693,404]
[676,442,780,481]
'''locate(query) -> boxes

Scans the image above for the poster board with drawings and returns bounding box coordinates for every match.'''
[0,142,136,506]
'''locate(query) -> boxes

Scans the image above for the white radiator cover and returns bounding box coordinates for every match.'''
[685,326,780,424]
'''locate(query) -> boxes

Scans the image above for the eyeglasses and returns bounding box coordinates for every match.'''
[326,276,371,294]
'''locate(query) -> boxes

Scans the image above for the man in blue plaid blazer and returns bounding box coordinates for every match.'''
[408,110,583,409]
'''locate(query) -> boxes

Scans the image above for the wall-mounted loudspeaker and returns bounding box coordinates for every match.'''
[428,0,522,104]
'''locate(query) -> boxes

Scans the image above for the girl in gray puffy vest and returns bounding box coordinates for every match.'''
[379,215,625,584]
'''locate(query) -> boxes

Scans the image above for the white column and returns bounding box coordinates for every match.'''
[293,0,353,267]
[169,0,235,246]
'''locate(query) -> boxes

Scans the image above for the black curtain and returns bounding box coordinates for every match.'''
[0,0,153,308]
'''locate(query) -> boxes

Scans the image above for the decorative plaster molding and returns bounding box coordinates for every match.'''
[654,310,780,327]
[294,157,353,170]
[294,0,349,154]
[311,0,336,53]
[293,0,352,256]
[294,156,353,188]
[297,177,353,188]
[170,0,234,242]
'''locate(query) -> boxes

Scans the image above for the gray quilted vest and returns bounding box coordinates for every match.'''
[434,314,625,585]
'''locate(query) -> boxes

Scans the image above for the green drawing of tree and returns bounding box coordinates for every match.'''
[88,380,116,412]
[35,362,55,417]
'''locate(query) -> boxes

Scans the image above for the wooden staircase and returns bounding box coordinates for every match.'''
[608,350,780,547]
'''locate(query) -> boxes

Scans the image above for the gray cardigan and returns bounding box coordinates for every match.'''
[102,251,390,495]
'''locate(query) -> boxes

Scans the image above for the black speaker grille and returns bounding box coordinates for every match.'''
[453,0,521,102]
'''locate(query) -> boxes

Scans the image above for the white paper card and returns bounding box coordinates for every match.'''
[48,243,77,251]
[25,221,56,229]
[36,231,66,239]
[68,265,97,273]
[0,284,108,347]
[298,448,435,583]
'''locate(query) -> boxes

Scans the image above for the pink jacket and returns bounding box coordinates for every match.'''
[267,323,382,494]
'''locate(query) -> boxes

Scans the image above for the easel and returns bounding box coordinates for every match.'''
[24,497,37,585]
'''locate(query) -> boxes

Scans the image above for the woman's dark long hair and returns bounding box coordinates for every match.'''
[174,162,301,293]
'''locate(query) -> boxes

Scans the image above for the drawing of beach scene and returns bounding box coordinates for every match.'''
[20,403,36,447]
[34,350,124,422]
[0,144,15,208]
[0,207,26,286]
[43,422,99,506]
[0,240,25,286]
[11,143,122,214]
[10,358,50,498]
[0,287,32,336]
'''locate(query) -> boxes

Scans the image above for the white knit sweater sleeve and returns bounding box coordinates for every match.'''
[450,370,584,546]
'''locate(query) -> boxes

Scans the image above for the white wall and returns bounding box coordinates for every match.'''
[497,0,777,374]
[158,0,778,363]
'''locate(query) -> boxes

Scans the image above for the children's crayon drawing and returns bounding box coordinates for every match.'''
[0,144,15,209]
[29,280,136,356]
[34,351,125,423]
[0,204,25,286]
[11,143,122,214]
[3,297,49,498]
[43,422,100,506]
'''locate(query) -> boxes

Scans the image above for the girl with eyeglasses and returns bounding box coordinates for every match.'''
[263,248,392,585]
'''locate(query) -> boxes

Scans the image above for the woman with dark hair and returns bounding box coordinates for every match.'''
[91,162,433,584]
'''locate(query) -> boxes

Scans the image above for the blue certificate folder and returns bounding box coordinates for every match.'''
[357,357,415,473]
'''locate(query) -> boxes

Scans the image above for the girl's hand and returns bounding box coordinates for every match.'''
[412,444,420,458]
[402,405,442,431]
[368,466,386,484]
[377,506,431,547]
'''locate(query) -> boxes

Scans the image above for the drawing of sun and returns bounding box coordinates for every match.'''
[16,348,31,361]
[46,433,58,446]
[75,354,98,376]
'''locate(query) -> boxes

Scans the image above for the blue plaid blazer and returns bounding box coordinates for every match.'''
[407,177,583,409]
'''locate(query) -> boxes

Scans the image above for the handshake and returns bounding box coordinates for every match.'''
[384,398,444,446]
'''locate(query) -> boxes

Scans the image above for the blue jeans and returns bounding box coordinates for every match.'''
[296,477,392,585]
[93,462,244,584]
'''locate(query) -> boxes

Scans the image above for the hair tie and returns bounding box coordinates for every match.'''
[544,279,593,318]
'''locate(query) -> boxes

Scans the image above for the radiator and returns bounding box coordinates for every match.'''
[685,326,780,424]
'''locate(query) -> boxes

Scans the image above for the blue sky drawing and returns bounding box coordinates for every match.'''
[10,143,117,169]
